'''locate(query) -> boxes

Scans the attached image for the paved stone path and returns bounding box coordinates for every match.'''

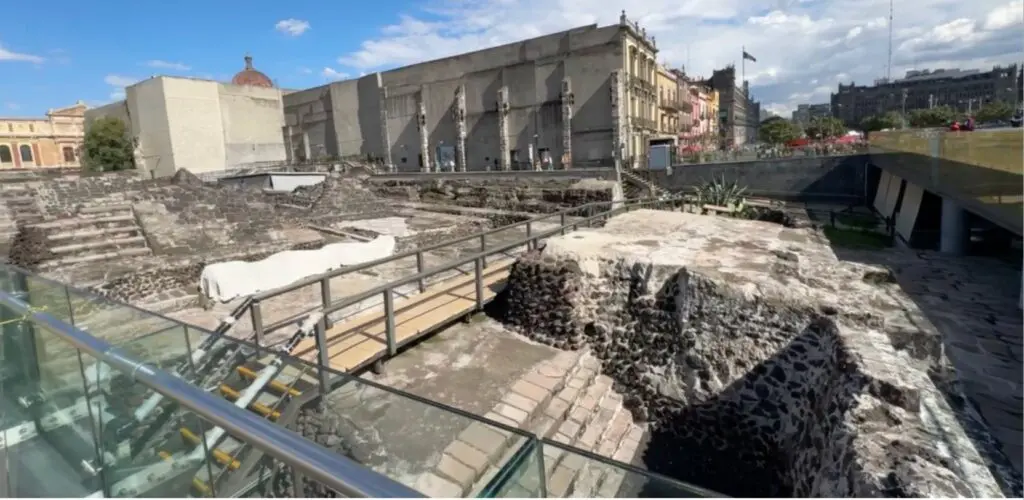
[842,248,1023,485]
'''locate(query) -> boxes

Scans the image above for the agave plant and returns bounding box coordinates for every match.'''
[693,175,748,211]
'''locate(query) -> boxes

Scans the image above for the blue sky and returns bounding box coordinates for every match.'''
[0,0,407,116]
[2,0,1022,118]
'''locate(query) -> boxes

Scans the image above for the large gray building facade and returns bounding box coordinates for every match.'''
[831,64,1022,126]
[284,22,648,172]
[707,66,760,146]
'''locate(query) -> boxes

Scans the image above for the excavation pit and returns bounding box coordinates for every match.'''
[499,209,1006,497]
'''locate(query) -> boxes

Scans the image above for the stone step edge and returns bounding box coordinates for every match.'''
[462,352,605,496]
[29,214,136,230]
[541,373,620,497]
[410,349,595,497]
[38,247,153,269]
[50,236,148,254]
[47,226,141,241]
[561,410,643,498]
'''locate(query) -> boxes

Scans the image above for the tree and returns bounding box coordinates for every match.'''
[82,117,137,172]
[861,111,903,132]
[804,116,846,139]
[975,100,1015,123]
[907,106,955,128]
[759,117,800,145]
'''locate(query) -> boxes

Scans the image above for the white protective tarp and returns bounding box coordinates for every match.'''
[200,236,397,303]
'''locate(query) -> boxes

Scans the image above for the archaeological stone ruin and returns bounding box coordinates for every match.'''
[1,166,1019,498]
[500,210,1012,497]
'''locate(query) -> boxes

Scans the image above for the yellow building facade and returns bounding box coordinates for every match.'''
[0,101,87,168]
[656,65,680,139]
[619,11,659,166]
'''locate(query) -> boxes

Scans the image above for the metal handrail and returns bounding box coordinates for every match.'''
[0,288,424,499]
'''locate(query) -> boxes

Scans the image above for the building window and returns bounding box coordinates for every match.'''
[28,124,35,133]
[0,145,11,163]
[62,146,76,163]
[19,145,33,163]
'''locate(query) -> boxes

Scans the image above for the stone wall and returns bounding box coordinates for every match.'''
[651,154,869,203]
[368,178,616,214]
[499,210,1003,497]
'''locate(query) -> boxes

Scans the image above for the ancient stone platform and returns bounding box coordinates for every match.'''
[500,208,1016,497]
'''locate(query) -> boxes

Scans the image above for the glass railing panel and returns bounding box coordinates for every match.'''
[476,437,543,498]
[0,316,104,498]
[541,441,720,498]
[87,323,217,497]
[64,284,184,347]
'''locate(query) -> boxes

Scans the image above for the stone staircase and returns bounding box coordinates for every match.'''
[32,204,153,270]
[414,350,645,498]
[620,169,666,199]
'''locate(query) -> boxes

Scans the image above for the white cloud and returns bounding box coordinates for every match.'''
[299,67,313,74]
[331,0,1024,119]
[984,0,1024,30]
[0,44,44,63]
[322,67,348,80]
[275,19,311,36]
[5,102,18,110]
[104,74,141,101]
[144,60,191,71]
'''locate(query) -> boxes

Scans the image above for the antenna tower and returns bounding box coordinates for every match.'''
[886,0,894,81]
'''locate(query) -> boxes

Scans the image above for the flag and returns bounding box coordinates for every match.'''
[742,50,757,63]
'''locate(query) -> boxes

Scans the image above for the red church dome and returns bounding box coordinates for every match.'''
[231,55,273,88]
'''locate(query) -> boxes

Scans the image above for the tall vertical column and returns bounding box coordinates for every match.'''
[610,70,623,166]
[939,197,969,255]
[560,77,574,170]
[497,86,511,171]
[417,93,431,173]
[379,87,394,172]
[454,84,468,172]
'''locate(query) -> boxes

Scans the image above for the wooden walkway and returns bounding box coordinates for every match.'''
[291,258,516,372]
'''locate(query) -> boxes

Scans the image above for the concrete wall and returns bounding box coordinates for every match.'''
[218,83,287,168]
[87,77,286,178]
[649,154,870,202]
[285,24,625,169]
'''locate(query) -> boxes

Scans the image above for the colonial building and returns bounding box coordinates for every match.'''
[831,64,1022,126]
[85,56,287,178]
[284,11,659,172]
[0,101,87,168]
[655,64,680,141]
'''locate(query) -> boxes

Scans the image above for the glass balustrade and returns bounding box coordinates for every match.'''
[0,263,720,498]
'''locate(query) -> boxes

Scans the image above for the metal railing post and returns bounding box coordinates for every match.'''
[560,212,567,235]
[479,233,487,267]
[383,289,396,356]
[415,251,425,293]
[474,257,484,311]
[250,300,264,347]
[314,319,330,396]
[526,221,533,250]
[320,277,332,329]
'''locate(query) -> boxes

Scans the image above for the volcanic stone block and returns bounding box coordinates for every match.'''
[499,209,1005,498]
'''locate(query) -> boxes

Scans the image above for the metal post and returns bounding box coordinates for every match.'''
[479,233,487,267]
[526,221,533,251]
[415,251,425,293]
[474,258,484,311]
[560,212,567,235]
[250,301,265,347]
[319,278,332,329]
[313,319,330,396]
[383,289,396,356]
